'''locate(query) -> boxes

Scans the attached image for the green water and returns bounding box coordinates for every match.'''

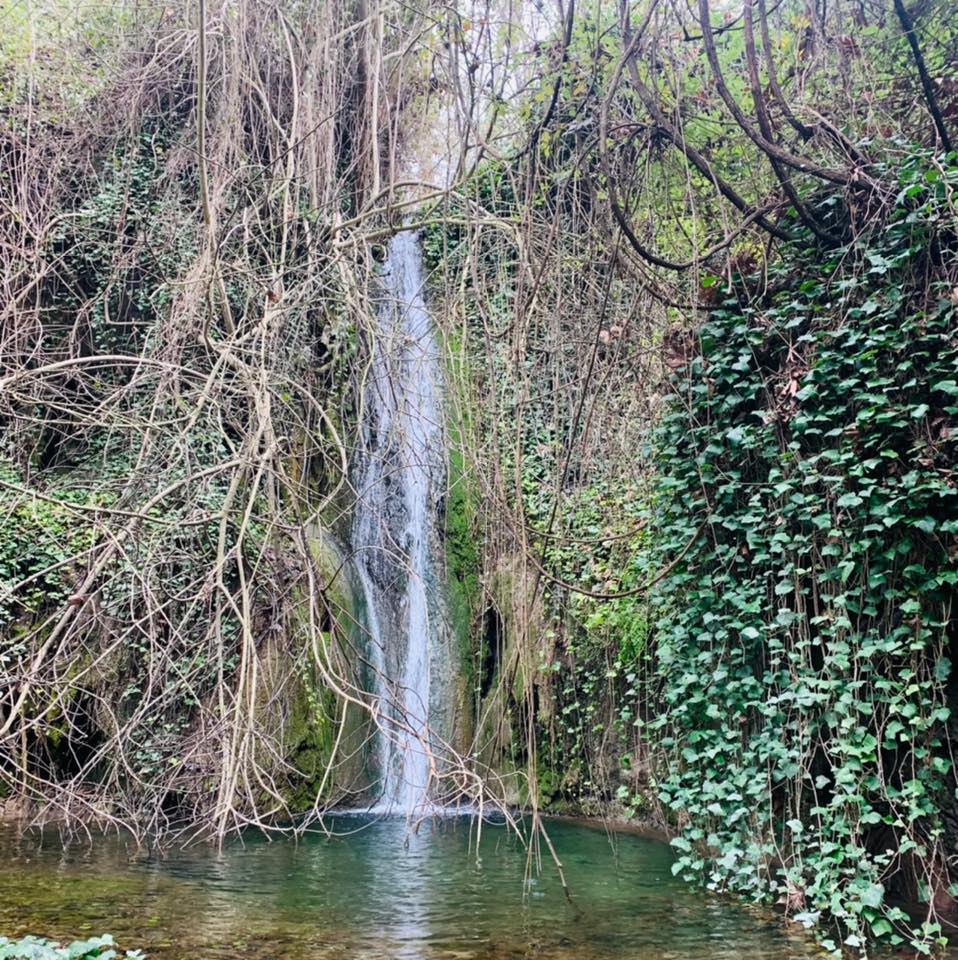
[0,815,824,959]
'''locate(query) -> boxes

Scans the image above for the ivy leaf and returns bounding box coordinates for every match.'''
[871,918,894,937]
[860,883,885,909]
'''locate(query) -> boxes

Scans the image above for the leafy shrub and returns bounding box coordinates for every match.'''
[0,935,143,960]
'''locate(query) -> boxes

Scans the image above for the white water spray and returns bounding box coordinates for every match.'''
[351,229,448,815]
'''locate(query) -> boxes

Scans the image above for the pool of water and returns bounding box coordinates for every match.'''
[0,815,824,959]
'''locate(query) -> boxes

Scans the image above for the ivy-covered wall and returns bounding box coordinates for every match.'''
[647,150,958,954]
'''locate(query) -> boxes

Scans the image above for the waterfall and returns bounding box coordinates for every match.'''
[351,229,449,815]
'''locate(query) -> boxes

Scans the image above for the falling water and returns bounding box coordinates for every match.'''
[351,229,448,815]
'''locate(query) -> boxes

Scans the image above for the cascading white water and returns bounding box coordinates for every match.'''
[351,228,448,815]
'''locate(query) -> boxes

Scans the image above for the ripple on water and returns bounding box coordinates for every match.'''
[0,816,825,959]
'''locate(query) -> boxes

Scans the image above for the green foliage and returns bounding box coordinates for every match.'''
[0,0,127,113]
[49,129,197,357]
[649,149,958,954]
[525,475,654,808]
[424,147,656,810]
[0,463,94,630]
[421,164,518,278]
[445,441,481,678]
[0,935,142,960]
[0,442,271,794]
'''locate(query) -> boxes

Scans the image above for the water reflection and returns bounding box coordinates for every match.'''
[0,816,825,959]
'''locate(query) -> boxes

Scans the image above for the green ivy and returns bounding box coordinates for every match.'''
[0,935,142,960]
[648,149,958,954]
